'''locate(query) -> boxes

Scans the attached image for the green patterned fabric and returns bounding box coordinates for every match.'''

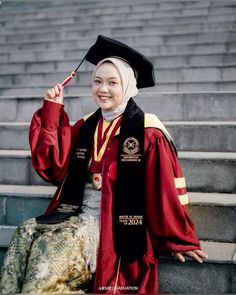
[0,215,99,294]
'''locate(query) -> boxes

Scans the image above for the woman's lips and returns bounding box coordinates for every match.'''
[98,96,112,100]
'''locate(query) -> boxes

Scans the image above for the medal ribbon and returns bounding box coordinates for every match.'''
[90,115,122,173]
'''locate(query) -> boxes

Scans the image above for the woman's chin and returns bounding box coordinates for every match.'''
[97,102,113,111]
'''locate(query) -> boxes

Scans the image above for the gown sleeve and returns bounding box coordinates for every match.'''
[145,128,201,256]
[29,99,83,185]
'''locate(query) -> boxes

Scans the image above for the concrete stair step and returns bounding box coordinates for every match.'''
[0,30,236,49]
[158,240,236,294]
[0,237,235,293]
[1,0,235,11]
[0,121,235,152]
[0,185,235,242]
[164,121,236,152]
[2,17,236,36]
[0,0,231,17]
[0,150,235,192]
[0,65,235,87]
[0,32,236,55]
[77,10,236,26]
[2,54,236,74]
[2,49,236,64]
[1,39,236,55]
[0,229,235,293]
[2,22,236,44]
[3,14,236,36]
[1,42,236,63]
[1,3,236,26]
[0,92,235,122]
[0,185,54,227]
[189,192,236,242]
[180,151,236,193]
[1,81,236,96]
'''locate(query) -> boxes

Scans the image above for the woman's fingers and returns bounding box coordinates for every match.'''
[173,250,208,264]
[194,249,208,259]
[54,84,60,97]
[45,88,55,99]
[51,88,56,98]
[45,84,64,103]
[185,251,203,263]
[173,252,185,263]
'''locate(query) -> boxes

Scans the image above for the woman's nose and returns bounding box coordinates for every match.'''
[99,83,109,92]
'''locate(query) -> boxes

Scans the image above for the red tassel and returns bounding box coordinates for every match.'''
[61,71,76,87]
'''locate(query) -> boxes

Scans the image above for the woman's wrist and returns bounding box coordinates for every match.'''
[44,98,64,105]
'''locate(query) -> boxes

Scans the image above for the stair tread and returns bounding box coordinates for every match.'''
[0,226,234,263]
[0,184,56,196]
[1,2,235,18]
[1,62,236,71]
[0,184,235,205]
[189,192,236,206]
[1,51,236,63]
[0,29,236,48]
[1,40,236,52]
[1,149,235,159]
[2,19,236,36]
[0,91,236,100]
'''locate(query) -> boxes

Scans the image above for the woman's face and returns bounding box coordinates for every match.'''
[92,62,123,111]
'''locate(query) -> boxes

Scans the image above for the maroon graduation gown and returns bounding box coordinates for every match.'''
[29,100,201,293]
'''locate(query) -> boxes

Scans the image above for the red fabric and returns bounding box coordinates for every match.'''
[29,100,201,294]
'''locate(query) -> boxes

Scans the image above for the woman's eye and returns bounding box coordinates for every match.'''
[110,81,117,85]
[94,80,101,84]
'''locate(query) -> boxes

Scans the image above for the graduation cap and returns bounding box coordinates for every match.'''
[61,35,156,89]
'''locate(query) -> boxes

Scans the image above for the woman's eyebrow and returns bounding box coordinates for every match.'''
[94,76,119,80]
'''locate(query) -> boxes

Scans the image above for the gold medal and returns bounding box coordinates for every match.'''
[92,173,102,190]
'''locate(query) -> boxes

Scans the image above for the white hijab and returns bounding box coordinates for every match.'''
[92,57,139,121]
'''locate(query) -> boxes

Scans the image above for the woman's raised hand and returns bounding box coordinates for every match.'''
[44,84,64,104]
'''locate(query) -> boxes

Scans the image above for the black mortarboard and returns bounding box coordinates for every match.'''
[85,35,155,88]
[61,35,156,89]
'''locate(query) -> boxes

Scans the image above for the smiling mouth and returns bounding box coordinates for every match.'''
[98,96,112,100]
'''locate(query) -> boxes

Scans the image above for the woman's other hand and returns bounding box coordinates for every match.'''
[172,249,208,263]
[44,84,64,104]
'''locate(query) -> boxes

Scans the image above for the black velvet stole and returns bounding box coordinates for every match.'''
[114,98,146,262]
[36,99,147,261]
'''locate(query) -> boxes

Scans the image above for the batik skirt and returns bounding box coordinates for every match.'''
[0,214,99,294]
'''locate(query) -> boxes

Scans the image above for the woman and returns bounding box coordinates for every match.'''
[0,36,207,294]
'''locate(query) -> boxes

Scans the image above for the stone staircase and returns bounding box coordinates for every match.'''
[0,0,235,293]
